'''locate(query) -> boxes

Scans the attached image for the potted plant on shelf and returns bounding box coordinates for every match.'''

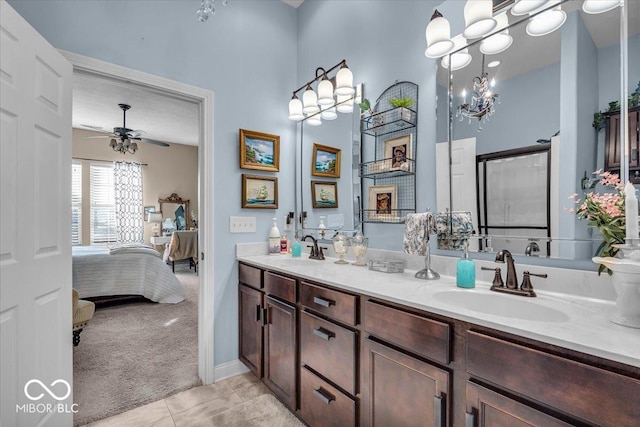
[389,96,415,122]
[359,98,385,129]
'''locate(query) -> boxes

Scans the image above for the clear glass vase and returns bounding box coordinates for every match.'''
[351,234,368,266]
[332,232,349,264]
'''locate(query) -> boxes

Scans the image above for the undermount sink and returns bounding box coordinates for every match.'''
[430,290,570,323]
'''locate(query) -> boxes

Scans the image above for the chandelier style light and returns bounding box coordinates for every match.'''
[110,137,138,155]
[288,60,355,125]
[457,56,499,129]
[196,0,229,22]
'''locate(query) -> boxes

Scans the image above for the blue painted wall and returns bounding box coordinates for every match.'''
[9,0,298,366]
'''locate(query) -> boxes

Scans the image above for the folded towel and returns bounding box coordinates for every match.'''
[403,212,435,256]
[435,211,474,251]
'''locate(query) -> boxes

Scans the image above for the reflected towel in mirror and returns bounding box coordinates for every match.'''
[436,211,474,251]
[403,212,436,256]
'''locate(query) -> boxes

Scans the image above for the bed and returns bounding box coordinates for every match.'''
[72,245,184,303]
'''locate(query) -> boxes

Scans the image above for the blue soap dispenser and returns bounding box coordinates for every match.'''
[456,241,476,288]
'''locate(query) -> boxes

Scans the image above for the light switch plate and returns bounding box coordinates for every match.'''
[230,216,256,233]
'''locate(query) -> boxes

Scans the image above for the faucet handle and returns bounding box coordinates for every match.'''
[482,266,504,289]
[318,246,328,260]
[306,245,317,257]
[520,271,547,297]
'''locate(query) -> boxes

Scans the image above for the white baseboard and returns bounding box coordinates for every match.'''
[213,359,250,383]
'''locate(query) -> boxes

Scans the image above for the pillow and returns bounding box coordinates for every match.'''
[109,245,160,257]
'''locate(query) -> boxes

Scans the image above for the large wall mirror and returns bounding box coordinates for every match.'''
[436,0,639,262]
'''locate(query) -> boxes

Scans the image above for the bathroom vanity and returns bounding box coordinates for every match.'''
[237,256,640,427]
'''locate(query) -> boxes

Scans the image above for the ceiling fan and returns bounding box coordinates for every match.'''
[85,103,170,154]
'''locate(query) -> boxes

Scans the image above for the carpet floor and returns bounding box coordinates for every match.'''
[73,264,200,426]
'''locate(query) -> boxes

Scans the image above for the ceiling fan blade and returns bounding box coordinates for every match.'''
[127,129,146,138]
[139,138,170,147]
[84,135,113,139]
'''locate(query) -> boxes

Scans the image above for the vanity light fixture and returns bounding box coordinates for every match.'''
[288,59,356,124]
[582,0,620,14]
[463,0,497,39]
[480,12,513,55]
[196,0,229,22]
[510,0,548,16]
[526,2,566,37]
[425,10,455,58]
[441,35,472,71]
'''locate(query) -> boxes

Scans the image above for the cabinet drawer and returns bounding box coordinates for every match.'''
[264,271,296,303]
[301,311,357,395]
[239,263,262,289]
[467,331,640,427]
[300,366,356,427]
[364,300,450,365]
[300,281,358,326]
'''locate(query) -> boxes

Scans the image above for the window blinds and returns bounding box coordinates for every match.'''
[71,161,82,246]
[90,163,117,245]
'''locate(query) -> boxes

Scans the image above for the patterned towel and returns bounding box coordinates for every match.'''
[403,213,436,256]
[435,211,474,250]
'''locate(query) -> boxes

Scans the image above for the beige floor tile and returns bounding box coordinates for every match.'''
[219,372,260,391]
[231,380,271,402]
[203,394,303,427]
[165,382,239,416]
[171,388,244,427]
[146,416,176,427]
[89,400,171,427]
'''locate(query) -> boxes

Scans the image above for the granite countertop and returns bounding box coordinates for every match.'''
[237,254,640,369]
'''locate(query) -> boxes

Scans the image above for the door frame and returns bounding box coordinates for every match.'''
[61,50,216,384]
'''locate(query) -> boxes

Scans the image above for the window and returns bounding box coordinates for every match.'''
[90,163,116,245]
[71,161,82,246]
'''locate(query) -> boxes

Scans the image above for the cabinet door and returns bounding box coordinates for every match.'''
[238,283,263,378]
[264,296,297,410]
[466,382,572,427]
[362,338,449,427]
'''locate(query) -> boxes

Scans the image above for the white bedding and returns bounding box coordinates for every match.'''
[72,246,184,303]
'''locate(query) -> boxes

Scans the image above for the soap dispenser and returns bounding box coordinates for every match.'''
[269,218,280,255]
[456,241,476,288]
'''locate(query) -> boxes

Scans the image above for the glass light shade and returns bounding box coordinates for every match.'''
[463,0,497,39]
[302,87,319,114]
[306,114,322,126]
[336,95,354,113]
[321,106,337,120]
[526,6,566,36]
[480,33,513,55]
[288,98,304,121]
[425,14,454,58]
[110,138,117,148]
[441,35,472,71]
[511,0,548,16]
[487,60,500,68]
[335,67,355,96]
[130,142,138,152]
[147,212,163,223]
[123,138,131,148]
[317,79,335,106]
[582,0,619,14]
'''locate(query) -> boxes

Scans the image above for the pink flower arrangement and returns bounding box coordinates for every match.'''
[568,170,625,274]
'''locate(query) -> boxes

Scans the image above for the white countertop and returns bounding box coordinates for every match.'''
[237,253,640,369]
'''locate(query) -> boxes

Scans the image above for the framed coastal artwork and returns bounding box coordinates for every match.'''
[384,134,412,172]
[239,129,280,172]
[311,181,338,208]
[368,185,397,219]
[242,174,278,209]
[311,143,341,178]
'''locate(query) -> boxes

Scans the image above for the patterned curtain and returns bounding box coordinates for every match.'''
[114,161,144,244]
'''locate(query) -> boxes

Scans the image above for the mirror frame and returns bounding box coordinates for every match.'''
[159,193,191,231]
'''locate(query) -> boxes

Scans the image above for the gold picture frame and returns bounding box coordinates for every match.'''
[311,180,338,208]
[383,134,413,171]
[242,174,278,209]
[311,143,341,178]
[239,129,280,172]
[368,185,397,220]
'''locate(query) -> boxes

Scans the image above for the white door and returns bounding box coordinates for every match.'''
[1,2,73,426]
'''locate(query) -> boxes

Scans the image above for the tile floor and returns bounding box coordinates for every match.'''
[82,373,304,427]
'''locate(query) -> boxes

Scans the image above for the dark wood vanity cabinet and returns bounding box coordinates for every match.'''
[238,262,640,426]
[605,106,640,182]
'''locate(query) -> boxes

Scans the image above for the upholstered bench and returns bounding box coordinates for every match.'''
[73,289,95,346]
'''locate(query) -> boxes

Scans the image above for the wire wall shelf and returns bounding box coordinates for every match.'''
[360,209,415,224]
[360,158,416,179]
[360,107,417,136]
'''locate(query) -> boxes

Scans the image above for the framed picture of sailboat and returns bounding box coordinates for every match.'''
[311,181,338,208]
[239,129,280,172]
[242,174,278,209]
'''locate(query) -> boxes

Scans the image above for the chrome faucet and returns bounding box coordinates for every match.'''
[525,241,540,256]
[302,235,325,260]
[495,249,518,290]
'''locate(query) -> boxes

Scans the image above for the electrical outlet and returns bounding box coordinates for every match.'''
[230,216,256,233]
[327,214,344,228]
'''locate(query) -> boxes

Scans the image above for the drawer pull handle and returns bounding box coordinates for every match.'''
[465,411,475,427]
[261,308,269,326]
[313,388,334,405]
[313,296,334,308]
[255,304,261,322]
[313,327,334,341]
[434,394,445,427]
